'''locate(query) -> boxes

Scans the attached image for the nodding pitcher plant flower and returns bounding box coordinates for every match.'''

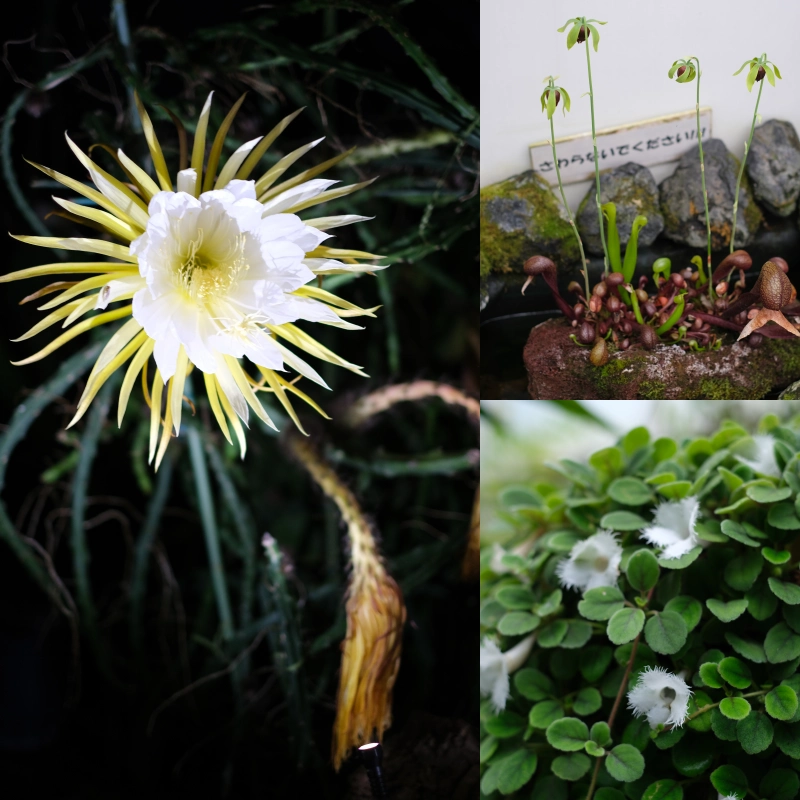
[557,16,606,51]
[640,496,701,560]
[668,58,697,83]
[627,667,692,729]
[734,53,782,91]
[5,92,385,468]
[540,77,571,119]
[556,530,622,593]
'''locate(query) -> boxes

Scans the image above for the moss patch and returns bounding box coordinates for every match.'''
[480,170,579,274]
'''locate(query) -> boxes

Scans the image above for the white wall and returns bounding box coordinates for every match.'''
[481,0,800,210]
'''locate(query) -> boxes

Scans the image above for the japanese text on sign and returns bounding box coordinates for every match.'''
[530,108,712,186]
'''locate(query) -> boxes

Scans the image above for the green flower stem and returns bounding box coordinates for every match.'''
[656,295,686,336]
[691,57,712,293]
[585,37,609,275]
[685,689,767,721]
[731,78,764,254]
[628,287,644,325]
[550,113,590,298]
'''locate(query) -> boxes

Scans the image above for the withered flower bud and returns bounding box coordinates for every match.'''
[643,301,657,318]
[607,296,622,313]
[712,250,752,284]
[593,281,608,298]
[748,332,764,347]
[597,320,609,336]
[753,260,795,310]
[578,320,596,344]
[606,272,625,287]
[640,326,658,349]
[590,338,609,366]
[589,295,602,313]
[621,320,633,335]
[620,338,630,350]
[635,288,649,303]
[715,281,728,295]
[671,273,686,288]
[568,280,584,295]
[770,256,789,274]
[574,303,585,318]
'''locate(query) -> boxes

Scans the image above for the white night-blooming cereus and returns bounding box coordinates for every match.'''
[480,634,535,712]
[556,530,622,593]
[639,496,701,560]
[5,92,385,468]
[735,434,781,478]
[627,666,692,729]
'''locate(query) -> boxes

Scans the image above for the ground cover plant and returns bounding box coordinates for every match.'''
[481,413,800,800]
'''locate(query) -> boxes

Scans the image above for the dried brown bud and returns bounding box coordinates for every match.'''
[771,256,789,274]
[640,326,658,349]
[635,288,649,303]
[671,273,686,288]
[606,272,625,287]
[590,337,609,366]
[593,281,608,298]
[753,260,795,310]
[523,255,556,277]
[607,296,622,313]
[643,301,657,318]
[597,320,609,336]
[568,280,584,295]
[748,332,764,347]
[574,303,585,318]
[578,321,596,344]
[620,338,630,350]
[621,320,633,335]
[589,295,602,313]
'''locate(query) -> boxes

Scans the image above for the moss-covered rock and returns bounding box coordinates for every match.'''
[576,162,664,256]
[659,139,763,250]
[480,170,579,276]
[524,317,800,399]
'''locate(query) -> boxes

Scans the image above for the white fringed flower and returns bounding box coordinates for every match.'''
[640,497,700,560]
[480,634,535,712]
[736,434,781,478]
[719,794,741,800]
[627,666,692,728]
[556,530,622,593]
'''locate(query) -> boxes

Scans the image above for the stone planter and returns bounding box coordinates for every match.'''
[524,317,800,399]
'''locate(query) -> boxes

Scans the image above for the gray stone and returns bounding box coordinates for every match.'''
[659,138,763,250]
[480,170,580,275]
[746,119,800,217]
[576,162,664,256]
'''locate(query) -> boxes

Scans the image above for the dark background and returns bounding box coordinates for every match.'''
[0,1,478,796]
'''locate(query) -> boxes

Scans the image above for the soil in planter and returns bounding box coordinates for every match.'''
[524,316,800,399]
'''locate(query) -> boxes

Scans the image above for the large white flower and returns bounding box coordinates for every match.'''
[556,530,622,593]
[5,92,386,468]
[480,634,535,712]
[627,666,692,728]
[640,497,700,560]
[736,434,781,478]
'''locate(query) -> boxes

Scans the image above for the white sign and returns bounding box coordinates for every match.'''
[530,108,712,186]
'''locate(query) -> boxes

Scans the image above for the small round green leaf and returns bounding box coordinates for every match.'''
[699,662,723,689]
[572,687,602,716]
[658,546,702,569]
[551,752,590,781]
[641,779,683,800]
[535,588,563,616]
[746,580,779,621]
[671,734,713,776]
[484,710,525,738]
[495,585,536,610]
[720,518,760,546]
[766,685,799,720]
[479,736,498,764]
[746,483,793,503]
[600,510,648,531]
[769,502,800,529]
[622,717,651,751]
[711,707,738,741]
[482,748,539,795]
[578,586,625,621]
[626,549,660,591]
[498,611,541,635]
[706,597,748,623]
[652,726,684,750]
[724,548,763,591]
[546,717,590,751]
[759,768,800,800]
[584,740,605,757]
[538,619,569,649]
[587,721,609,748]
[481,600,505,627]
[763,547,792,565]
[560,619,593,649]
[594,789,625,800]
[720,696,751,720]
[686,690,714,732]
[515,668,555,701]
[608,477,653,506]
[769,578,800,605]
[710,764,748,797]
[775,721,800,758]
[645,611,687,654]
[765,622,800,663]
[605,743,645,782]
[529,700,564,729]
[737,711,774,754]
[725,631,767,663]
[580,645,613,682]
[664,595,702,632]
[718,656,752,689]
[607,607,645,645]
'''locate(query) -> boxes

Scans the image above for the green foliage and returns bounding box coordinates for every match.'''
[481,415,800,798]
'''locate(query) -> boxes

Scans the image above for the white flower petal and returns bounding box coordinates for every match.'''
[736,435,781,478]
[627,666,692,729]
[557,531,622,593]
[640,497,700,559]
[260,178,338,215]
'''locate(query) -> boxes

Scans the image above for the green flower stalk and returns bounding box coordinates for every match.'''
[540,76,590,298]
[730,53,782,254]
[669,57,711,292]
[558,16,609,275]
